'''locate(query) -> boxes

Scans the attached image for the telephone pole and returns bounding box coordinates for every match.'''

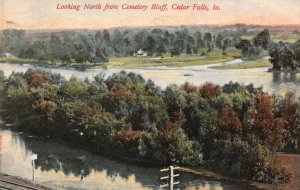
[31,153,37,182]
[160,166,180,190]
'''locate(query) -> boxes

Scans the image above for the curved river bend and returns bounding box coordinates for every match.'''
[0,62,300,97]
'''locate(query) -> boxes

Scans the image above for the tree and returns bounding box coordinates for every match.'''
[215,34,224,49]
[133,30,148,50]
[278,92,300,152]
[295,40,300,68]
[281,46,295,69]
[138,127,201,165]
[199,82,221,99]
[116,128,141,154]
[186,44,192,54]
[203,32,212,47]
[95,31,102,42]
[218,106,242,136]
[3,29,26,55]
[102,29,111,44]
[252,94,286,150]
[49,34,63,60]
[269,44,281,70]
[222,38,230,55]
[164,84,186,112]
[236,39,252,57]
[155,41,166,56]
[194,31,202,48]
[143,36,156,56]
[27,73,50,88]
[95,47,109,63]
[60,78,89,99]
[253,29,270,50]
[180,82,198,94]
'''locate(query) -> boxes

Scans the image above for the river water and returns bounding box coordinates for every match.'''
[0,127,262,190]
[0,62,300,97]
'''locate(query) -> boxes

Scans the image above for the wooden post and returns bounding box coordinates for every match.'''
[32,159,35,182]
[169,166,174,190]
[31,153,37,182]
[160,166,180,190]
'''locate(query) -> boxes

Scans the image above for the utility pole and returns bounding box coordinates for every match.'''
[30,153,37,182]
[160,166,180,190]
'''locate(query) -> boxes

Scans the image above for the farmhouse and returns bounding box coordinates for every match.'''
[0,53,15,58]
[133,49,148,57]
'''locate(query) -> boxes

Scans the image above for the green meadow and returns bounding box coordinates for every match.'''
[211,58,272,70]
[107,49,242,69]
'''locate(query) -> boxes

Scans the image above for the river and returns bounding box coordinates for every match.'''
[0,127,262,190]
[0,61,300,97]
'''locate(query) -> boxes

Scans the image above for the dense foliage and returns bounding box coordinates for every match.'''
[235,29,270,58]
[1,70,299,183]
[269,40,300,70]
[0,27,247,64]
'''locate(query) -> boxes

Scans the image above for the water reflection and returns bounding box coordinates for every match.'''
[0,129,156,189]
[0,128,265,190]
[2,128,243,190]
[272,72,300,84]
[271,72,300,96]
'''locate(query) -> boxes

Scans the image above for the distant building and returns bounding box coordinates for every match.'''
[0,53,15,58]
[133,49,147,57]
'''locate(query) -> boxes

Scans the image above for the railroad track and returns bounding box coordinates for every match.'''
[0,178,44,190]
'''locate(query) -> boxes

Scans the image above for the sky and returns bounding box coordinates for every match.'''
[0,0,300,29]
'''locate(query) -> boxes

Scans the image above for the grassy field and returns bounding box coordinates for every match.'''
[211,59,272,70]
[1,49,242,70]
[0,57,37,64]
[106,49,242,69]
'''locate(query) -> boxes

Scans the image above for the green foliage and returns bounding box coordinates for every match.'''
[2,70,298,183]
[269,41,299,70]
[236,39,252,57]
[139,128,201,165]
[254,29,271,50]
[1,28,245,68]
[207,139,290,183]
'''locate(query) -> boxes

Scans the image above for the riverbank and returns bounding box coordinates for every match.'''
[210,59,271,70]
[0,57,105,71]
[107,50,241,69]
[0,125,287,190]
[0,173,51,190]
[0,49,242,70]
[267,68,300,73]
[180,166,295,190]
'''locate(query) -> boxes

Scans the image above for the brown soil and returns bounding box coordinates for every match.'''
[275,153,300,190]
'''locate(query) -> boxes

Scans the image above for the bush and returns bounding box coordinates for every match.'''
[206,139,290,183]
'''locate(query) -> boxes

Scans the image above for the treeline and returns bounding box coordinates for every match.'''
[1,70,300,183]
[0,28,244,64]
[269,40,300,70]
[235,29,271,58]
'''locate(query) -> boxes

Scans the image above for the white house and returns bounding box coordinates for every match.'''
[0,53,15,58]
[133,49,147,57]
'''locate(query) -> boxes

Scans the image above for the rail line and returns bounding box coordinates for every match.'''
[0,178,45,190]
